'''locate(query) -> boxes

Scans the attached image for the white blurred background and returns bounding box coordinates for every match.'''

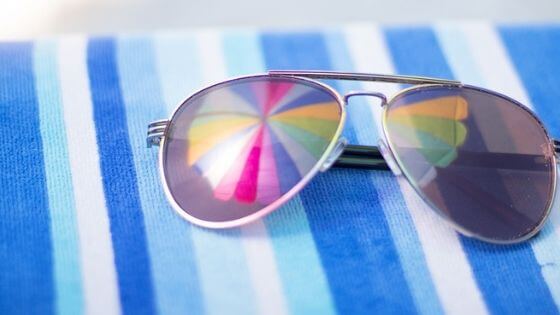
[2,0,560,39]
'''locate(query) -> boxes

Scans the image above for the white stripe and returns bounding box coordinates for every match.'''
[344,23,489,315]
[240,221,289,315]
[196,29,229,84]
[454,22,532,101]
[455,21,560,308]
[58,36,121,315]
[195,30,288,315]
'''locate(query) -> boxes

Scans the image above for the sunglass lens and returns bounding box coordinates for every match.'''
[162,76,342,227]
[385,86,555,242]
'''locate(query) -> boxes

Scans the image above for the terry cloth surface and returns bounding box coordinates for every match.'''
[1,23,560,315]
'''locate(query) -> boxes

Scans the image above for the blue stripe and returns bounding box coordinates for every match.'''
[34,40,84,315]
[87,38,157,315]
[224,31,337,315]
[499,26,560,138]
[325,30,444,315]
[0,42,55,314]
[384,26,559,315]
[261,32,417,314]
[116,36,205,315]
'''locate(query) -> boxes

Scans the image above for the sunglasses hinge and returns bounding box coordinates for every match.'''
[147,119,169,148]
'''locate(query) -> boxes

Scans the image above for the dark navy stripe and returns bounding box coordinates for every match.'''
[384,26,558,315]
[499,26,560,139]
[261,32,417,315]
[0,42,54,314]
[87,38,156,315]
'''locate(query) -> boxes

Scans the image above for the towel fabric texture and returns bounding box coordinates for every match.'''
[1,23,560,315]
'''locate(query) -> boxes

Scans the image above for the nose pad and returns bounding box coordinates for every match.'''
[378,139,402,176]
[320,137,347,172]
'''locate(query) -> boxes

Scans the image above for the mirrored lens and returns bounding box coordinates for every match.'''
[385,85,555,241]
[163,76,342,226]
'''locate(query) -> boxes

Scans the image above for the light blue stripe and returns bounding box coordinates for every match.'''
[325,30,444,315]
[437,24,560,311]
[223,30,337,315]
[116,36,205,315]
[188,229,255,315]
[154,33,257,315]
[34,40,84,315]
[222,31,263,75]
[266,197,336,315]
[154,33,203,114]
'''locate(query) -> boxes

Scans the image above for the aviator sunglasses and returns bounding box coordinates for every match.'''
[147,70,560,244]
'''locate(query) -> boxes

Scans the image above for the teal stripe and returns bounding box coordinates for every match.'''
[34,40,84,315]
[436,24,560,310]
[325,30,444,315]
[223,30,336,315]
[116,36,204,315]
[154,33,256,315]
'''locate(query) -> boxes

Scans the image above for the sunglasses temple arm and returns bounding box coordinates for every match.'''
[333,143,558,170]
[332,144,390,170]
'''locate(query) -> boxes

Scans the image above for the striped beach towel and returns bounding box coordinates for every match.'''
[1,22,559,315]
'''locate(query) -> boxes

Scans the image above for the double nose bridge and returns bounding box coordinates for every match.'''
[343,91,388,106]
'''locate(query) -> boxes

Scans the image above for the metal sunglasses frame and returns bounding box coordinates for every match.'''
[147,70,560,244]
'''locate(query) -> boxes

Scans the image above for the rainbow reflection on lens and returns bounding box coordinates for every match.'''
[163,76,342,225]
[384,85,555,241]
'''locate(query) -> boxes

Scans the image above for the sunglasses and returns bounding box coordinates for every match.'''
[147,70,559,244]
